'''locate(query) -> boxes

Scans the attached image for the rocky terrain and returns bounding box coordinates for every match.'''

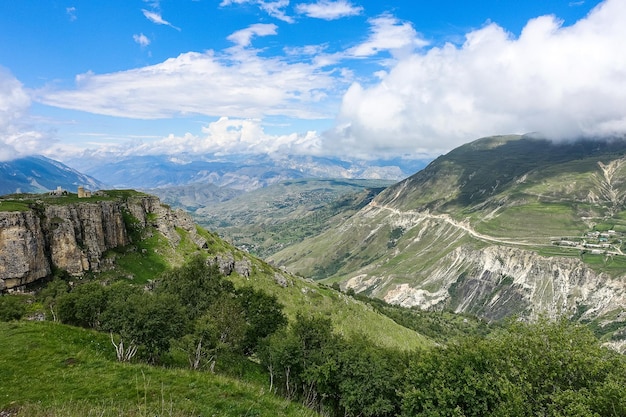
[0,193,205,291]
[270,135,626,346]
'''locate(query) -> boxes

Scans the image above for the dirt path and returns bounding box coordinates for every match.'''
[368,201,625,256]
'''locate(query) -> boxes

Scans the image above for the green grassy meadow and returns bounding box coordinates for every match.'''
[0,321,318,417]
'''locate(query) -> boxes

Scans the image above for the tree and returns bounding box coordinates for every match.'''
[36,278,69,321]
[156,256,233,320]
[237,286,287,355]
[337,335,405,417]
[401,318,626,417]
[260,314,340,411]
[103,291,186,364]
[179,313,220,370]
[57,282,107,329]
[0,295,27,322]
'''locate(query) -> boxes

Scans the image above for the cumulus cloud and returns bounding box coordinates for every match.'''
[296,0,363,20]
[66,7,77,21]
[133,33,151,47]
[35,50,337,120]
[0,68,52,161]
[227,23,278,47]
[86,117,321,157]
[326,0,626,158]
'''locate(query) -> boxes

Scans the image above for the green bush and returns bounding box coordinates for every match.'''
[0,295,27,321]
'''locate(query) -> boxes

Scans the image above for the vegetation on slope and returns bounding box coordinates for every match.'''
[194,178,393,257]
[0,189,149,212]
[4,292,626,417]
[0,320,317,417]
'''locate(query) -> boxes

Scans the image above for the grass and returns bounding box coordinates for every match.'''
[474,202,584,239]
[0,190,148,212]
[0,321,318,417]
[224,254,432,351]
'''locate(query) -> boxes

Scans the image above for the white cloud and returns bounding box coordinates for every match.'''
[142,9,180,31]
[220,0,294,23]
[296,0,363,20]
[0,68,52,161]
[35,50,337,120]
[133,33,151,47]
[66,7,77,21]
[87,117,321,157]
[347,14,429,59]
[326,0,626,158]
[227,23,278,47]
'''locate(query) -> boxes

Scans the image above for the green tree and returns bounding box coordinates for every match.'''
[260,314,340,411]
[0,295,27,322]
[57,282,107,329]
[178,313,220,370]
[337,335,405,417]
[156,256,232,320]
[402,336,522,417]
[35,278,69,321]
[401,318,626,417]
[237,286,287,355]
[103,292,186,364]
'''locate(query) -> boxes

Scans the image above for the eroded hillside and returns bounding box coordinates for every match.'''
[270,135,626,348]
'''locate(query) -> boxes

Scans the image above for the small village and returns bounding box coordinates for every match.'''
[552,229,625,255]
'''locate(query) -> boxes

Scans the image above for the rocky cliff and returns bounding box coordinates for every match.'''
[0,194,205,291]
[334,206,624,320]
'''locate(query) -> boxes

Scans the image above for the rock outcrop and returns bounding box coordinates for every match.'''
[0,195,204,291]
[381,245,626,322]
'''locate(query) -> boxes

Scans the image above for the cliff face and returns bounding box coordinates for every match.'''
[0,195,204,291]
[0,211,51,291]
[380,245,626,322]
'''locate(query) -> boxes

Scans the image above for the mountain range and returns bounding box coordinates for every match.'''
[64,153,427,191]
[4,135,626,349]
[269,134,626,349]
[0,155,104,195]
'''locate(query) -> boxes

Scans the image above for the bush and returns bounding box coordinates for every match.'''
[0,295,27,321]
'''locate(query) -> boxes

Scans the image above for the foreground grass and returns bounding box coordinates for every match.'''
[0,321,318,417]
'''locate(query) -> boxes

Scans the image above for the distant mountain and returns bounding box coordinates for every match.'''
[65,153,428,191]
[0,155,104,196]
[270,135,626,349]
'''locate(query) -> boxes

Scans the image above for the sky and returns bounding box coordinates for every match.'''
[1,0,625,163]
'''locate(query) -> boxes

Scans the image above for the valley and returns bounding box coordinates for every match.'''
[267,135,626,346]
[3,135,626,416]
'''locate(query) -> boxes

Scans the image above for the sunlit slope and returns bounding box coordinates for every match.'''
[270,135,626,343]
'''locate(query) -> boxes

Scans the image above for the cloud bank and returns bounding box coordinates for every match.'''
[0,68,51,161]
[328,0,626,157]
[36,49,337,120]
[20,0,626,161]
[81,117,321,158]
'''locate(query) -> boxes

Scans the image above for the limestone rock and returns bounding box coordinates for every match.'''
[0,194,207,291]
[0,211,51,289]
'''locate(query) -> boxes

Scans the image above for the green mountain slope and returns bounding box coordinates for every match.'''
[270,135,626,347]
[0,321,318,416]
[193,178,394,257]
[0,190,428,351]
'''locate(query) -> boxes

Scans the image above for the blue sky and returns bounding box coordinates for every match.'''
[1,0,624,163]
